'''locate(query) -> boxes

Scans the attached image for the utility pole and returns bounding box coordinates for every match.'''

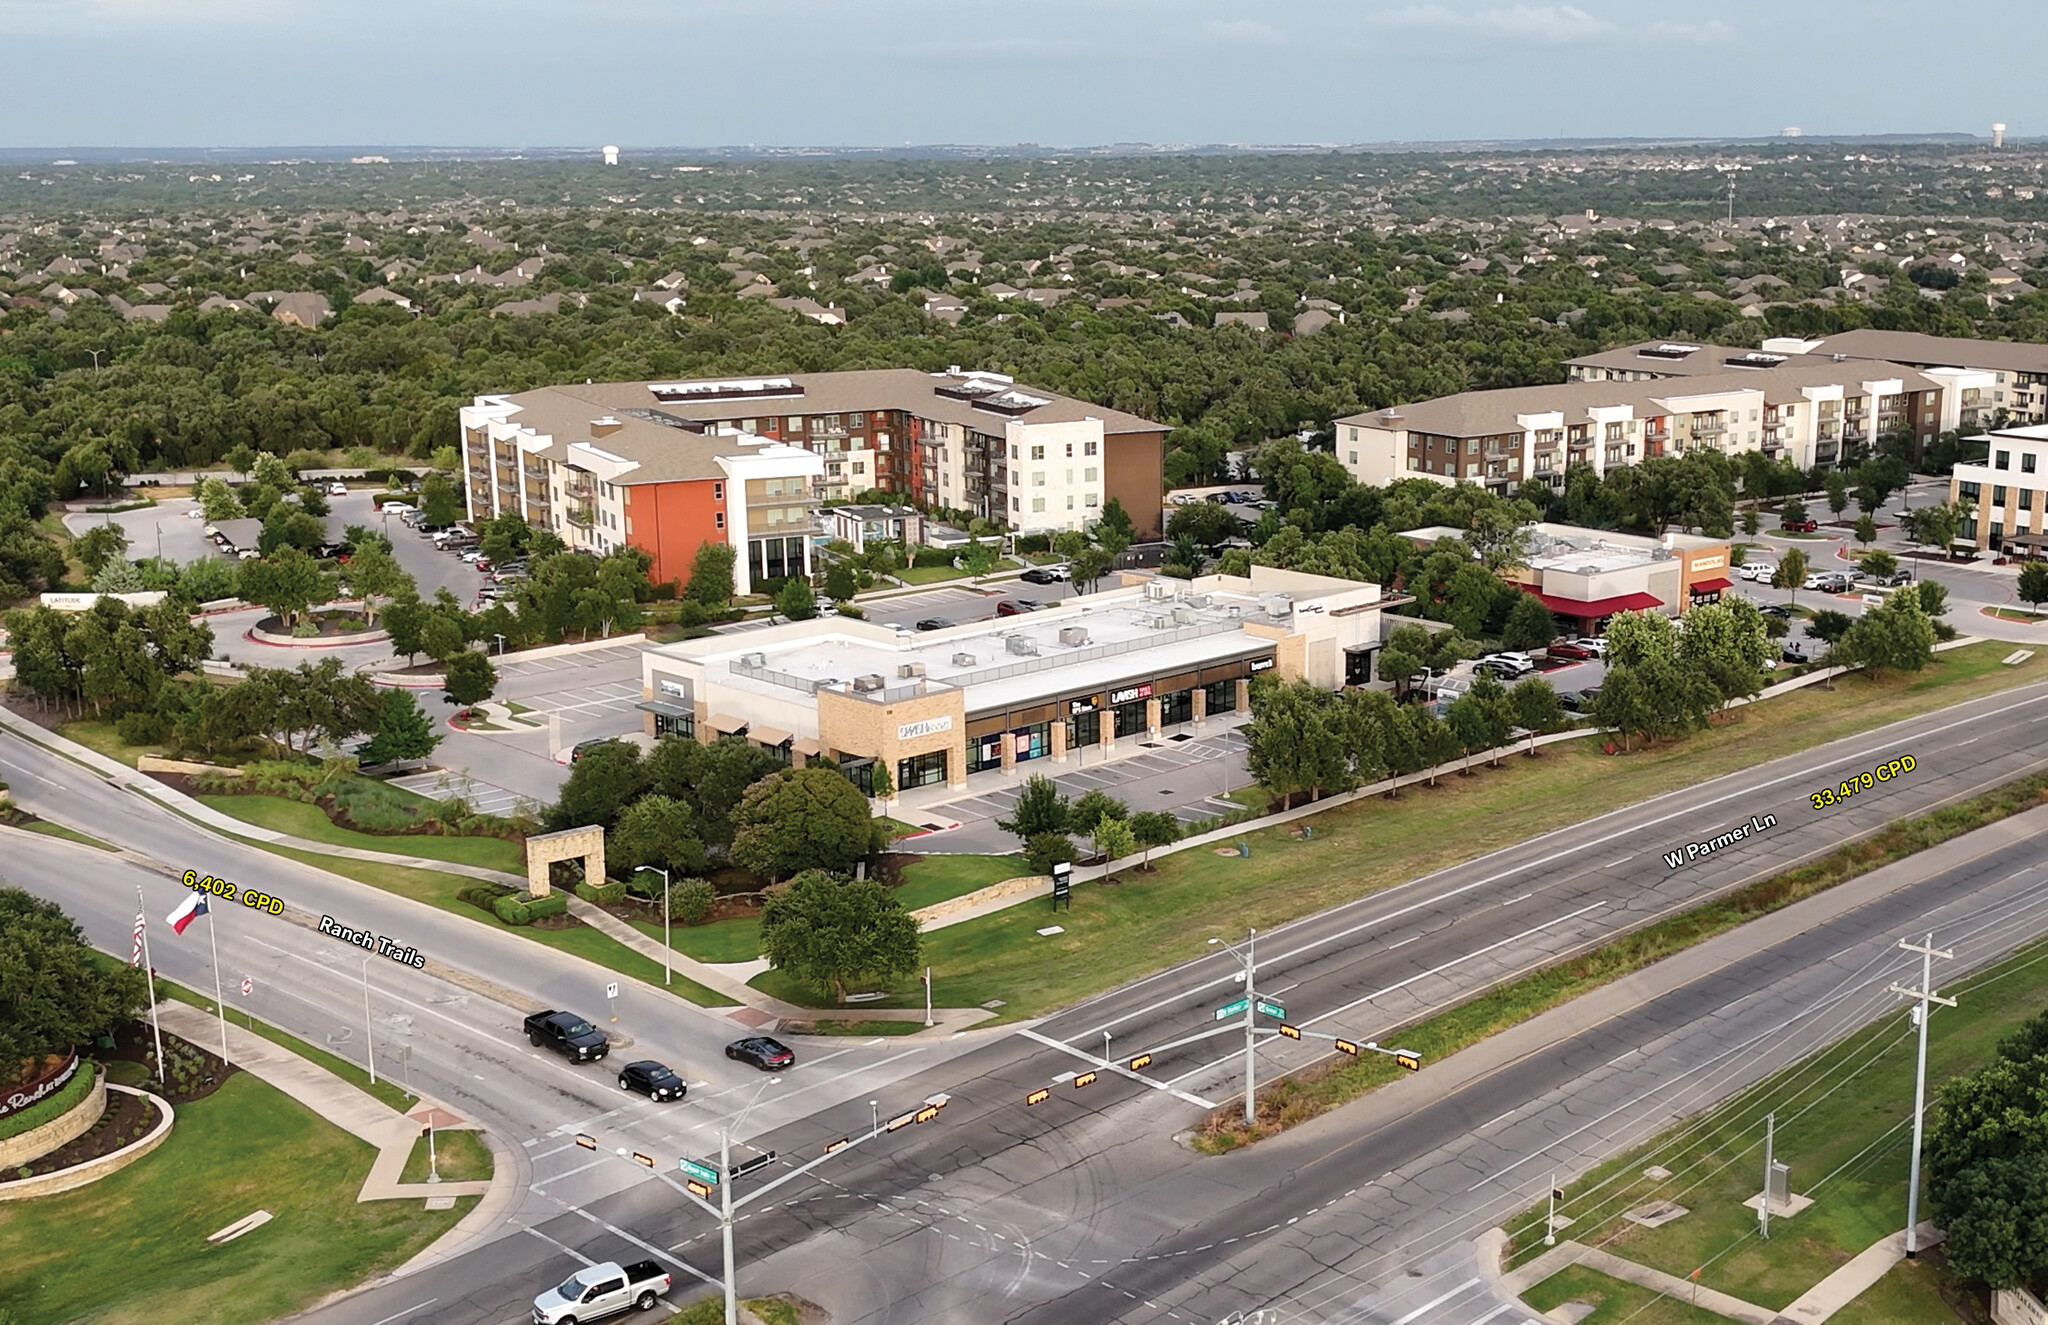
[1760,1112,1775,1240]
[1891,933,1955,1259]
[1545,1171,1558,1247]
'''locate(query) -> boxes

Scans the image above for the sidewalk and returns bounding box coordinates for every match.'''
[155,1001,500,1206]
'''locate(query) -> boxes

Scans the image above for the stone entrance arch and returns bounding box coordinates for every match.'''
[525,826,605,897]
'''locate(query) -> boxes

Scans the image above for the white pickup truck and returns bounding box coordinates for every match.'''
[531,1259,672,1324]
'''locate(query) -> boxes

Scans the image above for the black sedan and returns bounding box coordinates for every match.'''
[618,1059,686,1101]
[914,617,954,632]
[726,1036,796,1071]
[1020,566,1070,584]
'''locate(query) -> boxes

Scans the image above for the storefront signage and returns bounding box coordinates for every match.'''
[1688,553,1726,573]
[0,1050,81,1119]
[657,677,687,698]
[1249,657,1277,674]
[1068,697,1099,716]
[897,715,954,741]
[1108,683,1154,706]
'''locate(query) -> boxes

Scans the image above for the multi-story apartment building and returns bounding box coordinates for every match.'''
[1335,359,1952,494]
[1949,422,2048,554]
[458,369,1167,593]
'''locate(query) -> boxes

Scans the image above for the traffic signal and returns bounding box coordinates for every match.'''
[574,1133,598,1150]
[1074,1071,1098,1089]
[1395,1050,1422,1072]
[1129,1053,1153,1070]
[913,1104,941,1125]
[1334,1039,1360,1056]
[1278,1024,1302,1040]
[687,1179,713,1198]
[632,1152,656,1169]
[823,1137,850,1155]
[1026,1088,1051,1106]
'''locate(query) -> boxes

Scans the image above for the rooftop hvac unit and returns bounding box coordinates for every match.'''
[1577,565,1600,575]
[1172,605,1199,625]
[1227,604,1242,620]
[952,652,978,667]
[852,673,886,693]
[1260,593,1294,619]
[1147,612,1176,630]
[1006,635,1040,656]
[1145,581,1172,600]
[897,662,927,679]
[1057,626,1091,647]
[1650,547,1673,560]
[739,651,767,668]
[1186,593,1212,608]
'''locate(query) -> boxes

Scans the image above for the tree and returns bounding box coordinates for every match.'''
[196,476,244,521]
[611,794,710,879]
[1128,810,1182,869]
[1742,507,1761,536]
[442,649,498,714]
[259,504,326,556]
[1244,678,1351,809]
[1096,496,1136,553]
[1917,579,1950,620]
[1772,547,1810,611]
[1834,588,1935,676]
[1806,609,1854,645]
[355,689,441,765]
[0,890,147,1080]
[684,541,738,605]
[1444,675,1512,766]
[1603,609,1677,669]
[961,536,1000,578]
[1500,593,1558,653]
[1908,500,1961,557]
[1852,514,1878,549]
[1024,831,1078,876]
[758,871,922,1004]
[774,576,818,621]
[343,541,410,626]
[644,736,785,849]
[1587,664,1656,752]
[2020,561,2048,616]
[1856,549,1898,580]
[731,767,879,881]
[1067,790,1129,840]
[1780,496,1809,528]
[1824,470,1849,519]
[997,774,1069,844]
[1507,677,1568,736]
[1377,622,1477,691]
[1068,546,1113,593]
[1677,600,1771,711]
[547,741,649,832]
[1404,706,1464,785]
[1092,816,1137,869]
[74,523,131,576]
[823,560,859,603]
[420,471,462,528]
[1927,1044,2048,1290]
[382,587,428,664]
[91,558,145,593]
[240,547,329,627]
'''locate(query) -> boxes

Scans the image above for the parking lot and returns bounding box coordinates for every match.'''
[388,769,534,817]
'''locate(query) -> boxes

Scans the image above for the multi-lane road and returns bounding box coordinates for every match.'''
[9,668,2048,1323]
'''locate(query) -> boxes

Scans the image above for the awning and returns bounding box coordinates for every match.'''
[634,700,692,719]
[791,738,823,758]
[749,725,793,747]
[1688,577,1733,595]
[707,713,749,734]
[1525,588,1665,618]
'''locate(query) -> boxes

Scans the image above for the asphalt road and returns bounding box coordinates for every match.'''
[281,673,2048,1325]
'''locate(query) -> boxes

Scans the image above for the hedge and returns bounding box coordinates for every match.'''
[575,880,628,906]
[526,893,568,920]
[0,1059,99,1142]
[457,883,514,914]
[492,895,533,926]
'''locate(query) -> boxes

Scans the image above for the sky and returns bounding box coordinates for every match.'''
[4,0,2043,150]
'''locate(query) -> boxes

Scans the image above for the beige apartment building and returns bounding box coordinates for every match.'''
[1950,422,2048,554]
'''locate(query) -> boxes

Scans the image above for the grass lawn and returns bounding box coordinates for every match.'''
[672,1296,801,1325]
[198,793,526,872]
[0,1073,471,1325]
[150,968,417,1112]
[400,1128,492,1183]
[56,718,174,767]
[750,641,2048,1020]
[636,914,761,964]
[1981,606,2048,623]
[20,819,118,851]
[879,815,924,839]
[1521,1265,1728,1325]
[1828,1250,1977,1324]
[793,1019,929,1036]
[1503,929,2048,1317]
[257,844,732,1006]
[896,564,972,584]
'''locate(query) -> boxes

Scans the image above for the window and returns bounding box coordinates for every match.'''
[1085,492,1098,508]
[715,512,725,529]
[1010,444,1019,460]
[1008,469,1019,485]
[1012,496,1021,512]
[1032,497,1046,512]
[1347,427,1358,443]
[1033,472,1046,486]
[739,420,755,434]
[853,462,866,475]
[786,416,803,431]
[1995,486,2008,505]
[1065,470,1074,485]
[2022,490,2034,511]
[2026,454,2039,474]
[1084,467,1097,483]
[1066,495,1075,509]
[1065,443,1074,458]
[897,749,948,792]
[1998,450,2012,470]
[1085,440,1098,456]
[849,412,865,426]
[713,482,723,502]
[1349,451,1358,465]
[1031,445,1045,461]
[1466,439,1479,455]
[823,413,841,429]
[1409,456,1422,471]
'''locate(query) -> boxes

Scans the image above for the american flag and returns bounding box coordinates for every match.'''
[130,909,146,967]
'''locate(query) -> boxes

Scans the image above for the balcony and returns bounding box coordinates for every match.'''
[564,477,594,500]
[1689,422,1728,437]
[565,506,595,528]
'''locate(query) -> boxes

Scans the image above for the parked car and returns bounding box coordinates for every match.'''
[1866,568,1912,587]
[1545,640,1595,661]
[1757,603,1791,619]
[995,598,1043,617]
[379,500,413,514]
[1020,564,1070,584]
[1557,689,1592,712]
[327,481,348,497]
[1476,651,1536,679]
[523,1010,610,1064]
[1171,494,1198,506]
[531,1260,672,1325]
[1737,561,1776,582]
[726,1036,796,1071]
[914,616,954,632]
[460,549,486,563]
[1803,572,1851,593]
[571,737,622,762]
[1781,517,1819,533]
[1782,643,1811,664]
[616,1059,686,1102]
[1206,492,1232,505]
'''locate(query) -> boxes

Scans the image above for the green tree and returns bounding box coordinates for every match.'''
[1068,545,1113,593]
[774,576,819,621]
[1742,507,1761,536]
[0,890,147,1079]
[1096,496,1136,553]
[1499,594,1557,653]
[342,540,410,626]
[1377,622,1478,690]
[823,560,859,603]
[420,471,462,527]
[1834,587,1936,676]
[1024,831,1078,876]
[759,871,922,1004]
[1587,663,1655,752]
[1772,547,1811,611]
[382,587,428,663]
[1244,678,1351,809]
[2020,561,2048,616]
[1507,677,1568,736]
[442,649,498,713]
[1780,496,1809,528]
[1092,815,1137,869]
[1603,609,1678,669]
[1917,579,1950,620]
[547,741,649,833]
[356,689,441,765]
[1853,514,1878,549]
[196,476,244,521]
[239,547,329,627]
[1856,549,1899,581]
[869,758,894,803]
[961,536,1000,578]
[1824,470,1850,519]
[1806,609,1855,645]
[1067,789,1129,840]
[74,523,130,576]
[1403,705,1464,786]
[1444,674,1512,766]
[1677,599,1771,711]
[611,794,710,878]
[684,541,737,606]
[1907,500,1960,557]
[731,766,879,881]
[643,736,784,849]
[1127,810,1182,869]
[997,774,1069,844]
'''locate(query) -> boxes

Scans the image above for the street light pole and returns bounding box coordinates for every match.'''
[1892,933,1956,1258]
[636,866,672,986]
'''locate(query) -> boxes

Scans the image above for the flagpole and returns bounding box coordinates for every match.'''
[206,906,229,1064]
[137,887,165,1084]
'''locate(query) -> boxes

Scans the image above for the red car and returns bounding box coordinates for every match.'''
[1546,640,1596,661]
[1781,518,1818,533]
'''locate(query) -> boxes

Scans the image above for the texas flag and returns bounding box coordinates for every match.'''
[167,892,209,936]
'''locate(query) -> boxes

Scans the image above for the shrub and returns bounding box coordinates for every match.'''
[1024,831,1079,876]
[1015,534,1052,554]
[114,711,169,745]
[491,895,534,925]
[526,892,568,920]
[912,546,955,569]
[575,879,629,906]
[673,877,717,924]
[457,883,515,913]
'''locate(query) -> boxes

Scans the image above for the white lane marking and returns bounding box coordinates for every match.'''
[1389,1278,1482,1325]
[366,1301,438,1325]
[1499,893,1533,907]
[533,1157,610,1188]
[519,1223,594,1265]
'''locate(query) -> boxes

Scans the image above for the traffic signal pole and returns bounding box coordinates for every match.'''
[1242,928,1258,1127]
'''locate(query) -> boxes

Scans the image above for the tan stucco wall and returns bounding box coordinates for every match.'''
[818,685,969,787]
[0,1084,173,1203]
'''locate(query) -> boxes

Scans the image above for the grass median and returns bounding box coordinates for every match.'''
[199,792,526,872]
[1191,767,2048,1152]
[1502,919,2048,1321]
[750,640,2047,1021]
[0,1072,471,1325]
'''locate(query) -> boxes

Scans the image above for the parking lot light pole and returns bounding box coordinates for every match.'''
[635,866,671,986]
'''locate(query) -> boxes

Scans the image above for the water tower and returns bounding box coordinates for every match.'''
[1993,123,2007,149]
[602,144,620,166]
